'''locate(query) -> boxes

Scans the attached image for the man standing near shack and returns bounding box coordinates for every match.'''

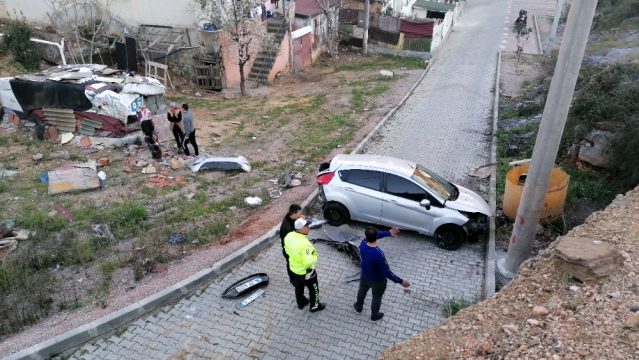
[279,204,303,285]
[181,103,199,157]
[284,218,325,312]
[354,226,410,321]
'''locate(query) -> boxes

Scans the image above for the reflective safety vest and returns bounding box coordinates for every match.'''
[284,231,318,275]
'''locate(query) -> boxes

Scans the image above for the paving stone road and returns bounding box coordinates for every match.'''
[68,0,511,358]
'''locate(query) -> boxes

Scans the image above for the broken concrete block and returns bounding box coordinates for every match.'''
[170,158,183,170]
[554,236,624,282]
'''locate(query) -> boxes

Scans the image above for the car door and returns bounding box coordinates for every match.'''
[380,173,447,235]
[338,169,383,223]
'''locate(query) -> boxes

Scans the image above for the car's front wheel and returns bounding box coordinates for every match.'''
[435,224,466,251]
[323,202,350,226]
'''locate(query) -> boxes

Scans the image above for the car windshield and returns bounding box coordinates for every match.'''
[411,164,455,200]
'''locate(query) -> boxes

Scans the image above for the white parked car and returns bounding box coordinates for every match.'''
[317,154,491,250]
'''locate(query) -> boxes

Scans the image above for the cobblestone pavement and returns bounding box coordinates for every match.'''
[68,0,509,358]
[70,224,484,360]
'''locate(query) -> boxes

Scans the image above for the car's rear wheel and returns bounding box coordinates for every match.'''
[323,202,350,226]
[435,225,465,251]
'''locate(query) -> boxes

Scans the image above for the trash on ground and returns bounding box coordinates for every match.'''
[61,132,74,144]
[48,162,100,194]
[190,156,251,173]
[142,174,186,188]
[55,204,77,221]
[0,168,18,179]
[222,273,269,299]
[97,171,107,190]
[32,153,44,161]
[0,239,18,260]
[97,157,110,167]
[170,158,183,170]
[92,224,114,240]
[39,172,49,184]
[312,224,362,266]
[142,164,157,174]
[244,196,262,206]
[269,189,282,199]
[82,147,99,155]
[0,220,15,239]
[468,164,494,179]
[15,229,33,240]
[167,233,186,245]
[238,288,265,308]
[379,69,394,78]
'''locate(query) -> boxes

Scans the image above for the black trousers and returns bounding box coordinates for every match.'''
[144,135,162,160]
[354,277,387,317]
[282,250,295,284]
[292,270,319,309]
[183,130,199,156]
[171,124,185,150]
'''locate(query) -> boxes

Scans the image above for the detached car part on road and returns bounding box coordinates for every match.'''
[317,154,491,250]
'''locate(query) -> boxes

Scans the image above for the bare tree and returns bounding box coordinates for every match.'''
[46,0,114,64]
[194,0,272,95]
[315,0,344,57]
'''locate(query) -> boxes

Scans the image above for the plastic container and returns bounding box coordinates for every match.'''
[503,164,570,224]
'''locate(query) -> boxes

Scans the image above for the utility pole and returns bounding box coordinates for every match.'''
[500,0,598,275]
[545,0,565,56]
[363,0,370,55]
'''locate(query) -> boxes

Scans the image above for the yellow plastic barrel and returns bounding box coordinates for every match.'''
[503,164,570,224]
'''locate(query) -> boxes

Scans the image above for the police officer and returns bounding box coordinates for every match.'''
[284,218,326,312]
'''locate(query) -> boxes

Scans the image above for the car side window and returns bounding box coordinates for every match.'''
[339,170,382,191]
[385,174,434,203]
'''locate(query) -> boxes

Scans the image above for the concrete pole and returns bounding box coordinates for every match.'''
[545,0,565,56]
[501,0,598,274]
[363,0,370,55]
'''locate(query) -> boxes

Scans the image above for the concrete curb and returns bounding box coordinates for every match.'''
[483,50,501,300]
[533,13,543,55]
[6,55,435,360]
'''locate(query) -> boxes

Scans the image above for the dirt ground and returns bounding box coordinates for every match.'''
[382,187,639,359]
[0,53,424,356]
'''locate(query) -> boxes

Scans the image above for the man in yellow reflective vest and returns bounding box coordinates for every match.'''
[284,218,326,312]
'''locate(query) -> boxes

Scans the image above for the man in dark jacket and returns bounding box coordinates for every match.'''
[354,226,410,321]
[279,204,302,284]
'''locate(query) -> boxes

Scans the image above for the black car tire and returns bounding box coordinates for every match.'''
[323,202,350,226]
[435,224,466,251]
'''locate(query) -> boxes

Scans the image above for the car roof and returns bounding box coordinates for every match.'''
[330,154,416,176]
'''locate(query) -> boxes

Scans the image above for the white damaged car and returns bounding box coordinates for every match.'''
[317,154,491,250]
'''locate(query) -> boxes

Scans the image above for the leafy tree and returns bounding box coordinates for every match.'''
[315,0,344,57]
[195,0,272,95]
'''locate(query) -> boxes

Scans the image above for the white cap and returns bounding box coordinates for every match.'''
[294,218,312,230]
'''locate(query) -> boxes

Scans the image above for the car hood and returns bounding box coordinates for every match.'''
[446,184,491,216]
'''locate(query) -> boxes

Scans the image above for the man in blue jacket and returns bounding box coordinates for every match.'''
[354,226,410,321]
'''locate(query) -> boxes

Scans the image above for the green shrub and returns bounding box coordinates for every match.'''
[442,297,475,317]
[0,264,57,336]
[593,0,639,31]
[564,63,639,189]
[1,15,41,71]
